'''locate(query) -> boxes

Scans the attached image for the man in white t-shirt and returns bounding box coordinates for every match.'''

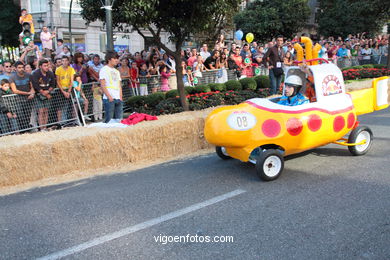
[99,51,122,123]
[200,44,211,61]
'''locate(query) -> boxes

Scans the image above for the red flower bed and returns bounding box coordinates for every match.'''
[343,68,390,80]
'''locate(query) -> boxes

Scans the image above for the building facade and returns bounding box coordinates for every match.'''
[19,0,174,55]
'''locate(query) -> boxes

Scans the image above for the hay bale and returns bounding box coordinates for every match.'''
[0,77,385,189]
[0,109,214,188]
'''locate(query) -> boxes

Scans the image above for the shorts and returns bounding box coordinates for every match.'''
[35,96,51,109]
[75,97,85,105]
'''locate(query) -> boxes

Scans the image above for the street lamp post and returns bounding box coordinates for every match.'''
[48,0,56,50]
[48,0,54,30]
[69,0,73,54]
[103,0,114,52]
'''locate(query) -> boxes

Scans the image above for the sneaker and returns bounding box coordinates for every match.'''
[84,115,92,121]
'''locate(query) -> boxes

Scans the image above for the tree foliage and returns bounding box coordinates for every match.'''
[317,0,390,38]
[234,0,311,42]
[0,0,21,47]
[78,0,241,110]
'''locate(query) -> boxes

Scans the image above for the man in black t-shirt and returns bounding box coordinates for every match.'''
[204,50,220,70]
[31,59,55,130]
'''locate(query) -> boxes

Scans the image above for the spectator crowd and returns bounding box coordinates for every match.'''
[0,7,388,135]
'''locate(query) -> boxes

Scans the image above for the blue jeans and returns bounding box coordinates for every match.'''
[269,69,282,95]
[0,113,20,134]
[103,99,123,123]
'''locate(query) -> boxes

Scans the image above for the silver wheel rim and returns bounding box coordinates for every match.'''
[355,131,371,152]
[221,147,229,156]
[263,156,282,177]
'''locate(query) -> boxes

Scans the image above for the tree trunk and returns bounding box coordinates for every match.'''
[173,52,189,111]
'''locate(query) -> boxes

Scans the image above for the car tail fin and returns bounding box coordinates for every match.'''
[349,76,389,116]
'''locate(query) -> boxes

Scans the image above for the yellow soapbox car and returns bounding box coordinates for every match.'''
[204,60,389,181]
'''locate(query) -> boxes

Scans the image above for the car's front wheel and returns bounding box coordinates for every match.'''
[256,149,284,181]
[216,146,231,160]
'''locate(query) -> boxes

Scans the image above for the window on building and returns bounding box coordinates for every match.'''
[60,0,82,13]
[62,33,86,52]
[144,37,157,52]
[30,0,47,13]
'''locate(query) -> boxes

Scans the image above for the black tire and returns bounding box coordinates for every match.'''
[256,149,284,181]
[348,126,373,156]
[216,146,231,160]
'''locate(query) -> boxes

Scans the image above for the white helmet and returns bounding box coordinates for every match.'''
[285,75,303,87]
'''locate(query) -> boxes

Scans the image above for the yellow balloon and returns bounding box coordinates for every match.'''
[246,33,254,43]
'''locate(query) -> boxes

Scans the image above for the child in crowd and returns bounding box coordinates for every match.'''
[21,40,40,66]
[159,65,170,92]
[138,63,149,96]
[130,61,139,95]
[92,83,103,121]
[0,79,19,134]
[241,57,254,78]
[183,66,195,87]
[72,74,91,120]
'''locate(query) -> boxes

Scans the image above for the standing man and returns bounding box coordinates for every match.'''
[9,61,35,130]
[55,56,75,122]
[31,59,56,131]
[264,35,285,94]
[88,54,103,82]
[99,51,122,123]
[40,26,56,59]
[200,44,211,61]
[0,61,14,81]
[55,39,64,59]
[240,43,251,60]
[204,50,220,70]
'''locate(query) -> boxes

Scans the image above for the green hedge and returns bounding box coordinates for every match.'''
[184,86,196,94]
[126,95,146,108]
[341,64,386,71]
[207,83,226,91]
[239,78,257,90]
[144,92,166,107]
[155,98,184,115]
[193,84,212,93]
[253,75,270,89]
[225,80,242,91]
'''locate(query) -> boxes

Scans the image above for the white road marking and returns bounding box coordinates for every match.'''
[36,189,246,260]
[43,181,88,195]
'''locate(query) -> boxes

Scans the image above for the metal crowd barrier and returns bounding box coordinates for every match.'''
[0,88,81,136]
[336,57,352,68]
[0,67,287,136]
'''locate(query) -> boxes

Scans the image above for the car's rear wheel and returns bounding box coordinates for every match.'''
[348,126,373,156]
[216,146,231,160]
[256,149,284,181]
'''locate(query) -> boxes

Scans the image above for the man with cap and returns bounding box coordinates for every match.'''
[278,75,309,106]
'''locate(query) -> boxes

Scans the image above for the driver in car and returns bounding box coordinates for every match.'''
[278,75,309,106]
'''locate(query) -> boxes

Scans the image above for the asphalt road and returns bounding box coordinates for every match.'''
[1,109,389,260]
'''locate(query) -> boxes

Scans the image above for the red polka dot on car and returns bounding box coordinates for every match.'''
[262,119,281,138]
[307,114,322,132]
[287,117,303,136]
[333,116,345,132]
[347,113,355,128]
